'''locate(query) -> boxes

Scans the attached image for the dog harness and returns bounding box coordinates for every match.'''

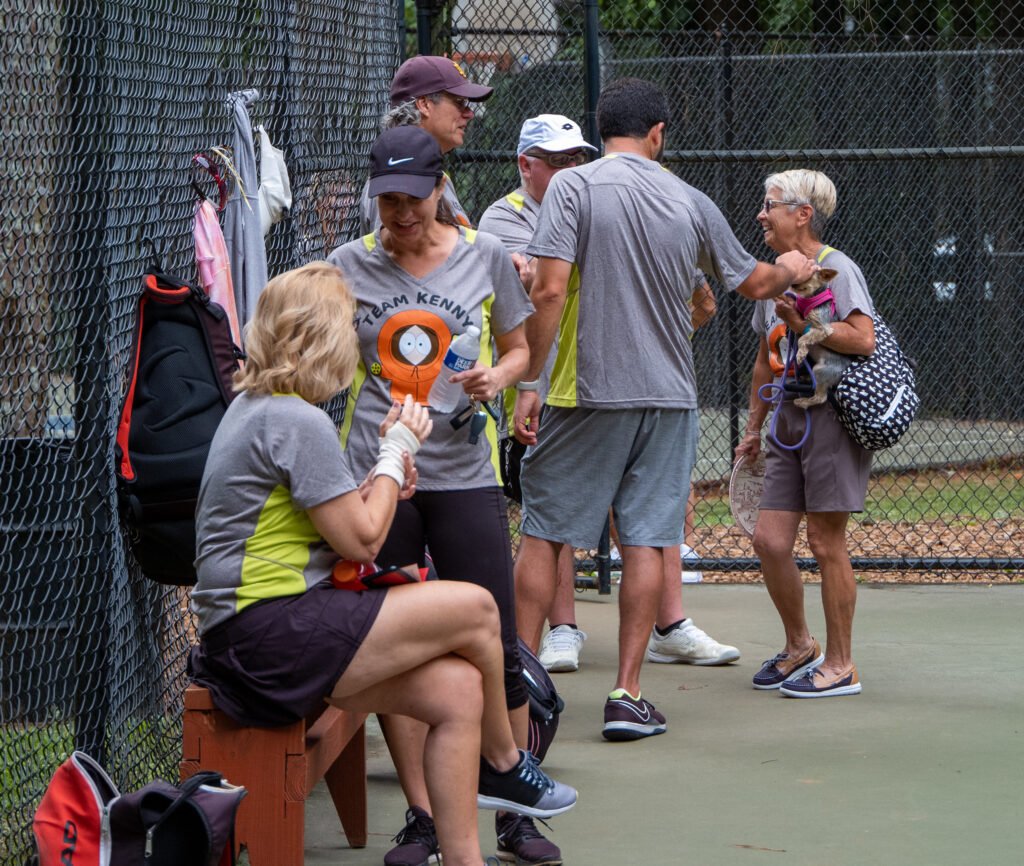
[789,287,836,320]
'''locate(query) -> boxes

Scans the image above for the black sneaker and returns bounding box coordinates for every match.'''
[495,812,562,865]
[601,690,666,741]
[477,749,577,818]
[384,806,440,866]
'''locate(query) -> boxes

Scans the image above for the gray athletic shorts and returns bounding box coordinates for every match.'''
[520,406,698,548]
[760,399,872,513]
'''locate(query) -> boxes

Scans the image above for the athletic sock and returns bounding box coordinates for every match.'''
[608,688,641,701]
[550,622,577,631]
[655,619,685,637]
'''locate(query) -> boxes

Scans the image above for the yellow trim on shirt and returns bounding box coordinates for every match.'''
[236,484,316,613]
[545,265,581,407]
[340,360,367,449]
[362,233,377,252]
[505,191,526,212]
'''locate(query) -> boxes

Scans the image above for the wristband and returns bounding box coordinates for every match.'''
[516,379,541,392]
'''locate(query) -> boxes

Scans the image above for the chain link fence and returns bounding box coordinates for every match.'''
[425,0,1024,583]
[3,1,1024,862]
[0,0,398,861]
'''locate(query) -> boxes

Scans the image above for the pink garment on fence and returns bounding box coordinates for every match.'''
[194,198,242,349]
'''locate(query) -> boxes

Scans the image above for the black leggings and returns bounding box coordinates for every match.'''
[376,486,527,710]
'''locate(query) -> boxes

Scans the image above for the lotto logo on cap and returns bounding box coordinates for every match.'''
[517,114,598,156]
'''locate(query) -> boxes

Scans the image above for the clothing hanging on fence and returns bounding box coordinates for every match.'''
[257,124,292,237]
[225,89,267,329]
[194,197,242,348]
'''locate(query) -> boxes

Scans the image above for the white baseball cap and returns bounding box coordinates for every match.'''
[516,114,597,157]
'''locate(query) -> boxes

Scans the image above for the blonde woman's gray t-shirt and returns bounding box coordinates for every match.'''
[191,392,358,635]
[328,227,533,490]
[526,153,757,409]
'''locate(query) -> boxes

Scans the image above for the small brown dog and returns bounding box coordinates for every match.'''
[786,268,851,408]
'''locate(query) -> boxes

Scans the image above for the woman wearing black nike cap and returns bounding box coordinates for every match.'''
[330,126,571,866]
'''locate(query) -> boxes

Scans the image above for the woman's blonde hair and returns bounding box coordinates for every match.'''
[763,169,837,238]
[234,262,360,404]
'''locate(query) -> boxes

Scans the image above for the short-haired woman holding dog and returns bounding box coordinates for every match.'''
[735,169,876,698]
[189,262,575,866]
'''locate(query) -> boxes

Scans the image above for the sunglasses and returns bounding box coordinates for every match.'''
[525,150,587,168]
[442,93,473,112]
[762,198,805,212]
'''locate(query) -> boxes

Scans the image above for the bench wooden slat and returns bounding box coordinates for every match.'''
[181,684,367,864]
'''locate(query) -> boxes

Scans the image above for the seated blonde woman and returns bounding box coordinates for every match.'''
[188,262,577,866]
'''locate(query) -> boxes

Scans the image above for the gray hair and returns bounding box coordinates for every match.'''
[763,169,837,238]
[380,93,443,131]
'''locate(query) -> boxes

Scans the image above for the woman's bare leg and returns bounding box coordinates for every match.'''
[332,656,484,866]
[334,581,519,770]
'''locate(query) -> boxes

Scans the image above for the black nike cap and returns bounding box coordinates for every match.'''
[368,126,444,199]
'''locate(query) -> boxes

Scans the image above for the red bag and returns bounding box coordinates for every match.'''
[34,751,246,866]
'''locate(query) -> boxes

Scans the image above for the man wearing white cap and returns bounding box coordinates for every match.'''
[477,114,595,866]
[360,55,493,234]
[480,114,595,255]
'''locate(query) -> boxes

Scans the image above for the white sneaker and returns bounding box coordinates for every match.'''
[646,618,740,666]
[538,625,587,673]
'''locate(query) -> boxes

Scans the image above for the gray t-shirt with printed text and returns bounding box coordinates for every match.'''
[328,227,533,490]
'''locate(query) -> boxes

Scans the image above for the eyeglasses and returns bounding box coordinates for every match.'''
[525,150,587,168]
[762,198,806,212]
[442,93,473,112]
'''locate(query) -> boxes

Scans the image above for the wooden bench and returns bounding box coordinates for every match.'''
[180,684,368,866]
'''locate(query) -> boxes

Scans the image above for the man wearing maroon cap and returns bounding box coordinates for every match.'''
[360,55,493,235]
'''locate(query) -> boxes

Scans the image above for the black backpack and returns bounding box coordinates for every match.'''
[519,639,564,763]
[115,267,242,585]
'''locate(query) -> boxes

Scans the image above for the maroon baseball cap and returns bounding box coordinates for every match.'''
[390,55,493,106]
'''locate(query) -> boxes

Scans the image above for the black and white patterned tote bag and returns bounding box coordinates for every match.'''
[828,314,919,451]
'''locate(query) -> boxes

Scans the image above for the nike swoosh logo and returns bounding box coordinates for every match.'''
[388,157,414,166]
[610,700,651,722]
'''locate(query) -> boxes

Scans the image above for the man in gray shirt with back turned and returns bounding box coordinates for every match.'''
[512,77,819,741]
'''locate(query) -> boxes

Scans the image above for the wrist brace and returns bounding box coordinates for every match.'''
[374,422,421,486]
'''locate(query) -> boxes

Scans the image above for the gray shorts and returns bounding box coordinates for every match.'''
[520,407,697,548]
[760,399,872,513]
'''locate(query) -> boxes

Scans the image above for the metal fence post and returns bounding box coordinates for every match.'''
[62,0,112,762]
[416,0,435,56]
[583,0,601,152]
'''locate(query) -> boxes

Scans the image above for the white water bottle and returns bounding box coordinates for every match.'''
[428,326,481,413]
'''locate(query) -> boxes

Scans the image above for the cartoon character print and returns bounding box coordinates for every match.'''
[375,309,452,402]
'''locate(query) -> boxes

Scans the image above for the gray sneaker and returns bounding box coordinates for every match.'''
[646,618,740,665]
[478,750,577,818]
